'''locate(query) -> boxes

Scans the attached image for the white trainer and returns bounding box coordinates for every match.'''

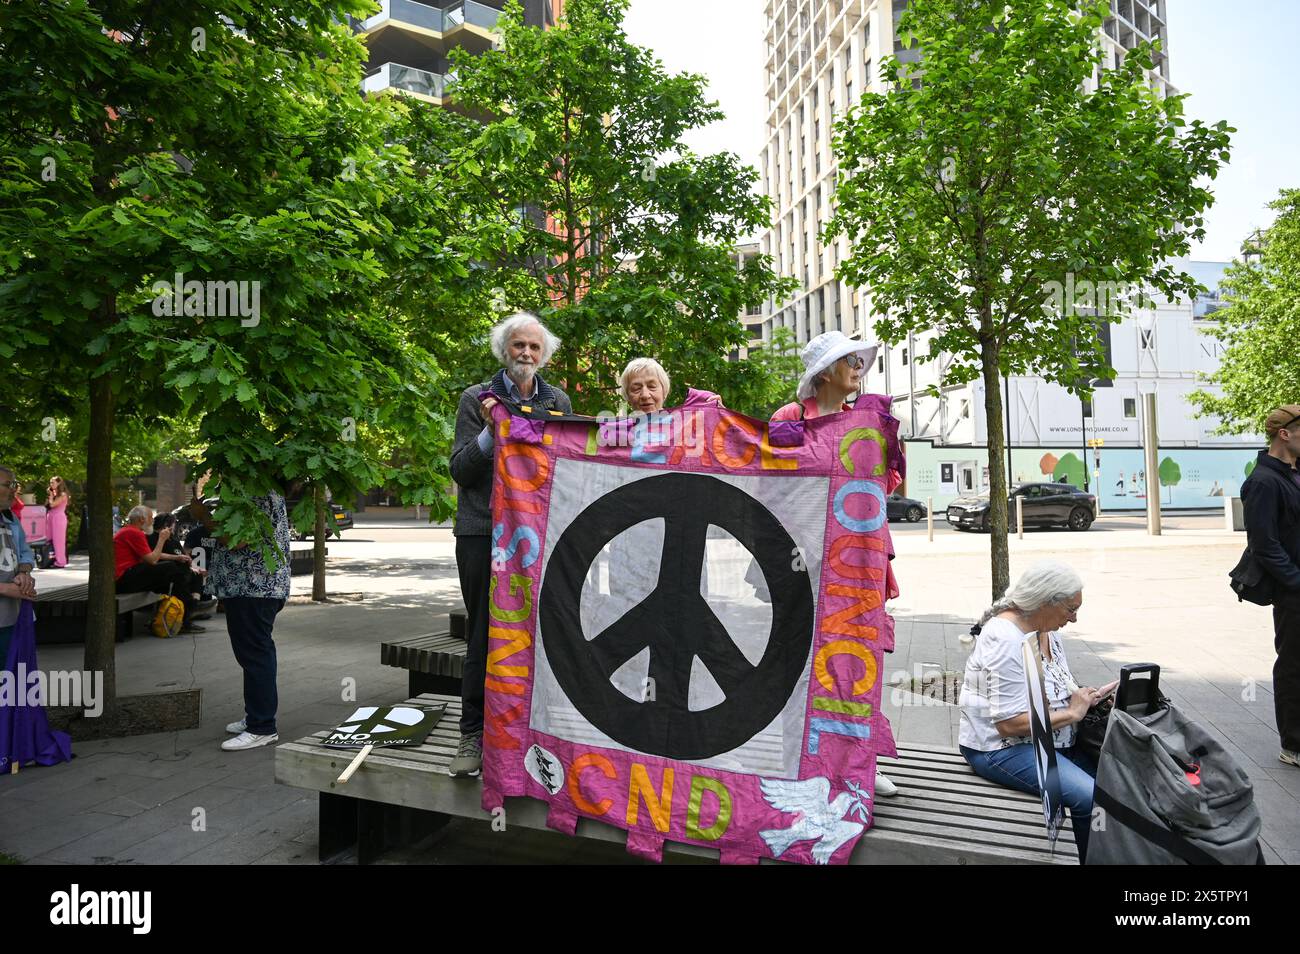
[875,771,899,797]
[222,731,279,751]
[225,719,247,734]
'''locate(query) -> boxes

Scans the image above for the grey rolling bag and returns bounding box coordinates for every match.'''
[1087,664,1265,865]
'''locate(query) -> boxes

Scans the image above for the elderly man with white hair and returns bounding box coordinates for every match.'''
[448,311,572,777]
[114,504,204,634]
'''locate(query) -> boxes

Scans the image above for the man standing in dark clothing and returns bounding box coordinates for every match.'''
[1240,404,1300,768]
[448,312,571,777]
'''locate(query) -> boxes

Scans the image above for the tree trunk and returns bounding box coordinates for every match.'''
[312,483,327,602]
[980,336,1010,602]
[83,325,118,717]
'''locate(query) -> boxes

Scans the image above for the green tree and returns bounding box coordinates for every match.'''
[824,0,1231,599]
[1190,189,1300,434]
[0,2,473,713]
[447,0,796,412]
[1053,452,1086,489]
[1158,456,1182,504]
[747,327,806,420]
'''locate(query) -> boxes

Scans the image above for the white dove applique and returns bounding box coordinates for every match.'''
[759,776,871,865]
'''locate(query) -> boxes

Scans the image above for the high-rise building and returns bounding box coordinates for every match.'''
[352,1,560,106]
[731,242,767,361]
[759,0,1173,350]
[754,0,1256,504]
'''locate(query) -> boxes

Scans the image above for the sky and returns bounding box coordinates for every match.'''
[624,0,1300,263]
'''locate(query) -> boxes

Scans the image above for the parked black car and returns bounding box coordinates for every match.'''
[886,493,928,523]
[285,496,353,540]
[946,483,1097,532]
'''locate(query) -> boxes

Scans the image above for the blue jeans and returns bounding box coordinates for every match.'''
[961,742,1098,862]
[224,597,284,736]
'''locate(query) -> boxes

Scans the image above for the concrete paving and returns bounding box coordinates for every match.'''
[2,512,1295,864]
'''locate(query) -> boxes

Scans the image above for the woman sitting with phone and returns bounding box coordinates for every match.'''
[958,560,1118,861]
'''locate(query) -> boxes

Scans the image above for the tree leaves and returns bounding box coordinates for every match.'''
[446,0,797,411]
[826,0,1233,595]
[1189,189,1300,435]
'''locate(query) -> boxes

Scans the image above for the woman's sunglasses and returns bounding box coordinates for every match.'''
[842,353,867,370]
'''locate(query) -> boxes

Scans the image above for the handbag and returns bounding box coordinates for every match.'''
[1229,548,1276,606]
[1075,695,1113,762]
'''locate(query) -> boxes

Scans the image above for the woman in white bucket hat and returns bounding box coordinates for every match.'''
[772,330,880,422]
[767,331,901,798]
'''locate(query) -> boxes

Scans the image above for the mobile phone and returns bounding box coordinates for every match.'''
[1095,679,1120,701]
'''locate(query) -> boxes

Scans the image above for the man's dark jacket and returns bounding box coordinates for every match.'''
[1241,449,1300,593]
[449,368,571,537]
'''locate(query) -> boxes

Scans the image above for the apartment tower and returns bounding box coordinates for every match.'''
[758,0,1173,347]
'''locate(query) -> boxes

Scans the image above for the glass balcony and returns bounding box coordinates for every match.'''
[363,62,447,99]
[352,0,501,34]
[460,1,503,29]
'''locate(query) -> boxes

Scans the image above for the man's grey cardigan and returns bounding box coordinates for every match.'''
[449,369,572,537]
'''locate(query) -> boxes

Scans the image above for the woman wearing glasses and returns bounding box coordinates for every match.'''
[959,560,1116,862]
[771,331,883,422]
[768,332,902,797]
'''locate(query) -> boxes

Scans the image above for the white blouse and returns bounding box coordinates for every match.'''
[957,616,1079,752]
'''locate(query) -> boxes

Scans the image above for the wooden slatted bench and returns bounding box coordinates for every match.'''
[33,583,163,645]
[379,610,467,697]
[289,544,326,577]
[873,743,1077,864]
[275,692,1078,865]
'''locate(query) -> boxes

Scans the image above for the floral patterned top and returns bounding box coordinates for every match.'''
[207,492,292,601]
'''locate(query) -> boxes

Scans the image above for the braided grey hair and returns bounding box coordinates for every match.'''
[970,560,1084,637]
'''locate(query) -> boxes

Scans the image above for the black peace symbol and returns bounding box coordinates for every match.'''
[539,472,815,760]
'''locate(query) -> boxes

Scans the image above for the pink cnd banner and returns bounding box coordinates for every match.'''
[480,396,903,864]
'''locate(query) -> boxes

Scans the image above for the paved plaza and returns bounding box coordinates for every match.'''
[2,510,1295,864]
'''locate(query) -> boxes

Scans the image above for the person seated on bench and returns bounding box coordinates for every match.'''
[959,560,1110,862]
[0,463,39,661]
[114,505,203,634]
[150,512,211,617]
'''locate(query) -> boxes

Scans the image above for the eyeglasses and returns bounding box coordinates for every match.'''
[0,481,15,490]
[842,354,866,370]
[1279,414,1300,434]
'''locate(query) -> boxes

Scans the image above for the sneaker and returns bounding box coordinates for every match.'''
[448,732,483,777]
[180,623,206,634]
[221,731,278,751]
[875,771,899,797]
[225,718,247,734]
[1281,750,1300,768]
